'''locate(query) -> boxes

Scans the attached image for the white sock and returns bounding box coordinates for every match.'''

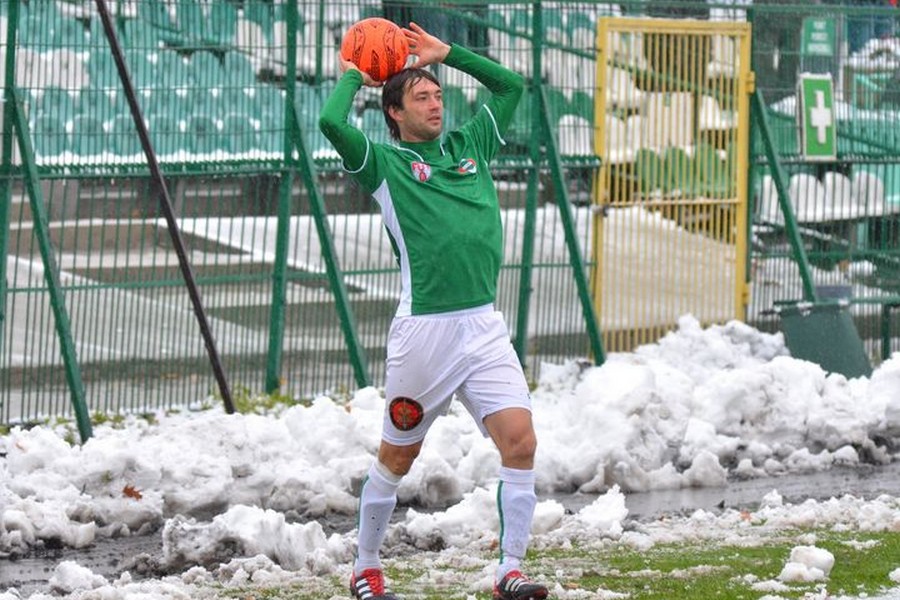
[354,461,401,574]
[496,466,537,581]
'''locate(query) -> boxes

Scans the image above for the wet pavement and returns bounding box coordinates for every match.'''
[3,461,900,596]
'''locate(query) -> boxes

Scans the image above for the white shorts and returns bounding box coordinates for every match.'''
[381,304,532,446]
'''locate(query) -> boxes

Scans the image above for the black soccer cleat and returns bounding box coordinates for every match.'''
[493,570,549,600]
[350,568,399,600]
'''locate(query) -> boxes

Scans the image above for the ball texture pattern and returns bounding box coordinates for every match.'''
[340,18,410,82]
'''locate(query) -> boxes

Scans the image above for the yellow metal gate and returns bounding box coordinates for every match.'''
[592,17,753,352]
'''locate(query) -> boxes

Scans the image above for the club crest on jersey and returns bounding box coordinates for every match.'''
[457,158,477,174]
[411,161,431,182]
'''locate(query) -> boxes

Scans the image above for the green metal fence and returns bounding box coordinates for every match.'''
[2,0,899,428]
[1,0,608,427]
[746,1,900,363]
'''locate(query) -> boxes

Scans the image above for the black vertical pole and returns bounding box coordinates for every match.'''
[93,0,235,413]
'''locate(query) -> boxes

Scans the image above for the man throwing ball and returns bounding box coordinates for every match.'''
[319,21,549,600]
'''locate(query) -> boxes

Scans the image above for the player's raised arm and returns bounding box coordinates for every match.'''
[318,56,374,173]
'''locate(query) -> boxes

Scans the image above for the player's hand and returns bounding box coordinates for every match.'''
[339,53,383,87]
[402,22,450,68]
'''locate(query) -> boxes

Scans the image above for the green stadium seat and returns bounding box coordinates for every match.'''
[175,2,205,45]
[294,83,323,123]
[694,142,728,197]
[137,0,173,29]
[570,90,594,124]
[120,18,162,50]
[221,113,260,154]
[186,114,221,154]
[147,114,182,155]
[70,114,106,157]
[189,50,226,88]
[32,114,69,157]
[76,89,118,123]
[86,50,121,88]
[188,87,218,116]
[543,87,570,124]
[123,48,158,87]
[542,8,565,34]
[155,50,191,87]
[258,123,284,154]
[144,86,190,123]
[109,114,144,157]
[242,1,275,44]
[660,146,694,196]
[634,147,663,195]
[565,11,594,36]
[218,85,256,116]
[207,1,238,47]
[35,87,78,124]
[257,86,286,120]
[223,51,258,85]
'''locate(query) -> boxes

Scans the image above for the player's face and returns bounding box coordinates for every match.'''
[391,78,443,142]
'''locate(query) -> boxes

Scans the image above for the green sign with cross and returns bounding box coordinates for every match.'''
[798,74,836,161]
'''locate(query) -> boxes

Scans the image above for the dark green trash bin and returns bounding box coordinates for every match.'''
[778,301,873,379]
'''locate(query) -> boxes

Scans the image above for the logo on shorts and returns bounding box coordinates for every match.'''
[389,397,424,431]
[457,158,477,174]
[411,161,431,182]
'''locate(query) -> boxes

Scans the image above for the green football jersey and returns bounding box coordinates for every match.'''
[319,45,524,316]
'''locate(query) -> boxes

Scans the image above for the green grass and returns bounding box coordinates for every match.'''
[212,529,900,599]
[535,530,900,599]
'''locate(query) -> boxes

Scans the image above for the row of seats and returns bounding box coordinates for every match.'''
[558,93,736,159]
[30,110,288,158]
[9,0,376,52]
[758,170,899,224]
[624,143,735,198]
[29,84,342,162]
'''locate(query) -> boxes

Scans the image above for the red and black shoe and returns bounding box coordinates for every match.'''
[493,570,549,600]
[350,568,398,600]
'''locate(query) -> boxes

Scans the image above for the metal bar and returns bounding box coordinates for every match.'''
[751,89,818,303]
[288,112,371,389]
[538,87,606,365]
[92,0,234,413]
[882,303,897,362]
[265,0,299,392]
[734,26,754,320]
[9,89,93,441]
[296,0,367,388]
[513,3,542,366]
[0,0,18,364]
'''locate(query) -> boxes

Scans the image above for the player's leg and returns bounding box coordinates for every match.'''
[351,440,421,600]
[458,311,548,600]
[483,409,547,600]
[352,313,467,599]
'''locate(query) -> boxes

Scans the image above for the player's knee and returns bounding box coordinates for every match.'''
[500,429,537,464]
[378,442,421,476]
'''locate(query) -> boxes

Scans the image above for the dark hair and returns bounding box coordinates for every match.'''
[381,67,441,140]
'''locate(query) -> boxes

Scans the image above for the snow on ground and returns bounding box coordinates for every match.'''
[1,315,900,598]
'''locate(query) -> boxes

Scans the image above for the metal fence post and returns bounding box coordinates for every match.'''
[513,2,542,366]
[750,89,818,303]
[9,89,92,441]
[265,0,299,393]
[0,0,17,368]
[539,84,606,365]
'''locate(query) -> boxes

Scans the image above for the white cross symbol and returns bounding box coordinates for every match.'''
[810,90,832,144]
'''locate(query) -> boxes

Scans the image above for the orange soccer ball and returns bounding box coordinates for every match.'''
[340,17,410,82]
